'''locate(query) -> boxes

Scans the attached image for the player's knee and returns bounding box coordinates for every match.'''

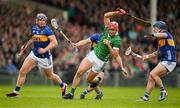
[150,72,157,80]
[148,75,154,82]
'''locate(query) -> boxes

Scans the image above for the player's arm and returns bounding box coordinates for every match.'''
[72,33,101,48]
[142,50,159,61]
[103,41,125,70]
[104,10,126,26]
[104,39,128,76]
[115,53,129,77]
[104,9,127,26]
[20,39,33,50]
[45,35,58,50]
[144,33,168,39]
[17,39,34,58]
[72,38,92,48]
[103,39,119,57]
[38,35,58,54]
[20,33,34,51]
[18,32,34,57]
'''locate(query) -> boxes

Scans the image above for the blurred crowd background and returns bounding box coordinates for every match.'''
[0,0,179,85]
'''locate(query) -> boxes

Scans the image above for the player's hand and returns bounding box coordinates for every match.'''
[38,48,47,54]
[17,50,25,59]
[116,8,128,15]
[121,67,129,78]
[142,55,149,61]
[144,34,154,39]
[16,45,26,59]
[71,43,78,48]
[103,39,110,46]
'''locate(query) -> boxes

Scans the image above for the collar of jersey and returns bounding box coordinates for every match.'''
[36,25,45,30]
[108,32,119,38]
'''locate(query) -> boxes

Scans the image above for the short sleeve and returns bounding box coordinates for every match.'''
[113,40,121,49]
[45,26,54,36]
[90,33,101,42]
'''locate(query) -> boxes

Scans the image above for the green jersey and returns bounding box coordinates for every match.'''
[94,26,121,61]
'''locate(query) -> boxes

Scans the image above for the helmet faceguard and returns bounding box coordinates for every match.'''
[36,13,47,27]
[108,21,119,31]
[36,13,47,21]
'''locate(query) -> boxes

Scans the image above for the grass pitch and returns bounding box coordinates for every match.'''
[0,85,179,108]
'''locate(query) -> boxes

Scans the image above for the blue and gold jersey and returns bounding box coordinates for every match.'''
[31,25,54,58]
[158,31,176,62]
[89,33,102,50]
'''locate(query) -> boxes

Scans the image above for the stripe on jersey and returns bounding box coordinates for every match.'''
[32,35,49,42]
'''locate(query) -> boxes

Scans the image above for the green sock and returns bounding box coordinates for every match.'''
[71,88,76,95]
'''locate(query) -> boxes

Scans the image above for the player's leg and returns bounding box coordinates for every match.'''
[63,57,92,99]
[6,56,36,97]
[140,63,168,101]
[38,55,67,96]
[89,72,104,89]
[80,71,104,99]
[80,71,102,99]
[42,68,67,96]
[80,70,94,99]
[80,86,103,99]
[150,61,176,101]
[93,72,104,99]
[94,87,103,99]
[80,50,106,99]
[139,75,155,101]
[150,63,168,101]
[80,86,94,99]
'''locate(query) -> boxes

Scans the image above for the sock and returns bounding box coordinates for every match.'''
[143,92,150,99]
[160,86,165,92]
[70,88,76,95]
[14,86,21,92]
[59,82,64,88]
[95,87,101,94]
[97,77,101,82]
[82,89,89,95]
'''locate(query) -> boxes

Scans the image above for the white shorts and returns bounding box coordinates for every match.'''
[85,51,106,73]
[28,51,53,69]
[160,61,176,72]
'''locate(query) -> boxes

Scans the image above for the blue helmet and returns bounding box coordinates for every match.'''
[36,13,47,21]
[153,21,167,30]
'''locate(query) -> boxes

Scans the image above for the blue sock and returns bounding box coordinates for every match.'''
[82,89,89,95]
[15,86,21,92]
[59,82,64,88]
